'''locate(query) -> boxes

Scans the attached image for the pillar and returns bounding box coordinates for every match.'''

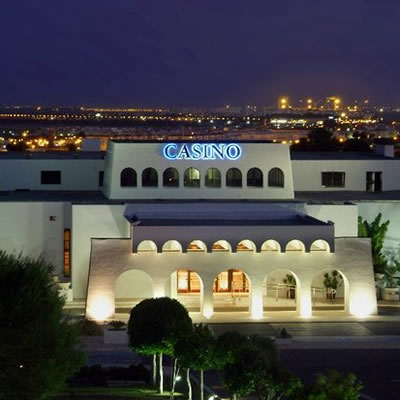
[298,282,312,317]
[201,278,214,319]
[250,278,264,319]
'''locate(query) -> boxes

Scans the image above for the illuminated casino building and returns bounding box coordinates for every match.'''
[1,140,399,321]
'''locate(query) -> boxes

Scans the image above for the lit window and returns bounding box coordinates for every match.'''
[64,229,71,277]
[236,240,256,252]
[187,240,206,252]
[184,168,200,188]
[205,168,221,188]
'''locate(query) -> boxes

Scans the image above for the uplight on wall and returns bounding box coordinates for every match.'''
[87,296,114,321]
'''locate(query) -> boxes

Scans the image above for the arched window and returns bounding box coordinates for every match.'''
[142,168,158,187]
[236,240,256,252]
[187,240,207,252]
[261,240,281,252]
[268,168,284,188]
[226,168,242,187]
[163,168,179,187]
[212,240,231,252]
[285,240,305,252]
[162,240,182,253]
[137,240,157,253]
[311,240,330,252]
[120,168,137,187]
[247,168,263,187]
[184,168,200,188]
[205,168,221,188]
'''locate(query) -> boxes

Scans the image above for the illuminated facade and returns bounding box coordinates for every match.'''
[1,140,400,321]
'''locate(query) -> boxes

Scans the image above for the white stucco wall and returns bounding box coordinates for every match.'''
[0,158,104,191]
[292,159,400,191]
[0,202,67,274]
[103,141,294,200]
[71,204,130,299]
[304,204,358,237]
[86,237,377,320]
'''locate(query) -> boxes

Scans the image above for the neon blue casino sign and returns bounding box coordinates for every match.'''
[163,143,242,161]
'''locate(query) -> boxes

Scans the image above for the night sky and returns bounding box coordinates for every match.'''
[1,0,400,107]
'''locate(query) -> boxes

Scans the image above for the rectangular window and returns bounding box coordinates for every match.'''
[64,229,71,277]
[41,170,61,185]
[99,171,104,187]
[321,172,345,188]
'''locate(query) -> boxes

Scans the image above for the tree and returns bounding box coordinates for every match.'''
[301,370,363,400]
[174,324,216,400]
[127,297,193,394]
[218,334,301,400]
[307,128,341,152]
[358,213,390,273]
[0,251,86,400]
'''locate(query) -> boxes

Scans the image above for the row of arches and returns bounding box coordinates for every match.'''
[136,239,331,253]
[114,268,346,314]
[120,167,285,189]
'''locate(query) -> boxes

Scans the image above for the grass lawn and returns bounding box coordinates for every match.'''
[53,385,184,400]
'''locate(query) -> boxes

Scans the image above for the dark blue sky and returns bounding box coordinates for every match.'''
[1,0,399,107]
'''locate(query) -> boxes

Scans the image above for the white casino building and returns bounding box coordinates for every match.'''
[1,140,400,321]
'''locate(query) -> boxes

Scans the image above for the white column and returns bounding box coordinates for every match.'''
[250,278,264,319]
[170,272,178,299]
[298,281,312,317]
[153,277,166,298]
[201,279,214,319]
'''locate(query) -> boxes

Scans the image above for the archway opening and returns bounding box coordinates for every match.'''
[162,240,182,253]
[311,269,346,312]
[311,239,330,253]
[115,269,153,313]
[169,269,202,312]
[137,240,157,253]
[236,239,256,252]
[213,269,250,312]
[263,270,298,312]
[261,240,281,252]
[212,240,232,252]
[187,240,207,252]
[285,239,305,252]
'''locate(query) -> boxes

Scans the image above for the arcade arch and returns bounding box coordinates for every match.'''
[311,269,347,312]
[114,269,153,311]
[263,269,298,312]
[213,269,250,312]
[169,269,202,312]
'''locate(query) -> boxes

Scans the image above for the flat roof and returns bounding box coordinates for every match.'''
[291,152,397,161]
[0,190,400,203]
[131,216,328,227]
[110,139,274,144]
[0,151,105,160]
